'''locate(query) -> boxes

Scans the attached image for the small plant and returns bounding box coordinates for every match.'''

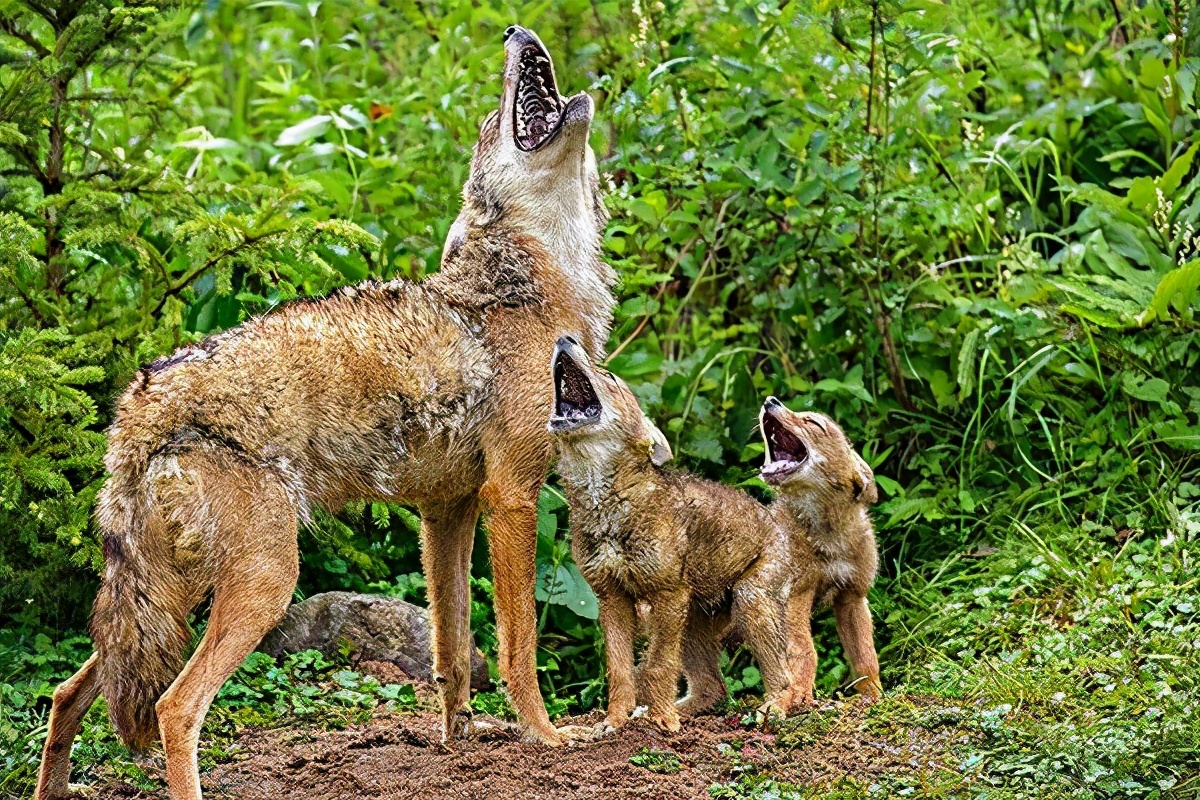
[630,747,684,775]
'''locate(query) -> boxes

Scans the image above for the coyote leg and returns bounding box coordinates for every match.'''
[596,590,637,728]
[35,653,101,800]
[481,480,558,744]
[732,584,793,720]
[156,475,298,800]
[640,588,690,733]
[787,589,818,706]
[834,593,882,698]
[421,495,480,741]
[677,610,728,717]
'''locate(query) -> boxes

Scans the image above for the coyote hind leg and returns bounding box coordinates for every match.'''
[421,495,480,741]
[676,610,728,717]
[154,460,299,800]
[35,653,101,800]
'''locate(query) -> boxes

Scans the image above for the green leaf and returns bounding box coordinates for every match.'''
[276,115,332,146]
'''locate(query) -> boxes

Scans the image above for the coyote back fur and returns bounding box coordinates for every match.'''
[39,26,612,800]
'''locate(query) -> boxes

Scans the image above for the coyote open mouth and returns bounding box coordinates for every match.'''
[513,40,563,151]
[551,349,601,428]
[761,412,809,482]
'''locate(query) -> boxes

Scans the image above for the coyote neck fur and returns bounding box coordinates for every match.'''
[449,186,614,358]
[774,493,872,553]
[555,438,628,509]
[535,216,614,358]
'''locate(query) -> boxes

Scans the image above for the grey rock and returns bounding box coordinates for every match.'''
[259,591,491,690]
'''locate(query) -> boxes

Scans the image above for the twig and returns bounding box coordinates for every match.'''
[604,235,699,364]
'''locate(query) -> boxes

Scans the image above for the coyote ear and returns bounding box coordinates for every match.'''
[441,219,467,266]
[850,452,879,505]
[643,417,673,467]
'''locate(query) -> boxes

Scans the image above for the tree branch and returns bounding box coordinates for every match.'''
[0,14,49,58]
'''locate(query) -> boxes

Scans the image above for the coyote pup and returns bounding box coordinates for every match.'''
[547,338,794,732]
[759,398,883,703]
[38,26,613,800]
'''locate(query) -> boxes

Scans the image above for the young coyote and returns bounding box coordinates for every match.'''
[547,338,795,732]
[632,401,884,718]
[758,399,883,703]
[37,26,614,800]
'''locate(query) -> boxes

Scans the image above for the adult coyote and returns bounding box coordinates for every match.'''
[36,25,613,800]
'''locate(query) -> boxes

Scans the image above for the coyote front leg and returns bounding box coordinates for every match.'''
[481,479,559,744]
[834,592,882,699]
[421,495,481,741]
[596,589,638,728]
[787,588,818,707]
[640,587,691,733]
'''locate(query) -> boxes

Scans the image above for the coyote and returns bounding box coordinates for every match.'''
[36,26,614,800]
[758,399,882,703]
[663,401,883,718]
[547,338,794,732]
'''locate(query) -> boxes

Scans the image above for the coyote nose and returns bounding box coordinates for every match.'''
[556,334,580,348]
[504,25,522,43]
[764,396,783,409]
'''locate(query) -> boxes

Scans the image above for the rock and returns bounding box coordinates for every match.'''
[259,591,492,690]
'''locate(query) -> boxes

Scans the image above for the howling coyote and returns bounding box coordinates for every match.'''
[547,339,796,733]
[36,26,613,800]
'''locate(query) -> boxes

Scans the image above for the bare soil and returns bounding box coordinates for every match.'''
[93,690,968,800]
[92,665,970,800]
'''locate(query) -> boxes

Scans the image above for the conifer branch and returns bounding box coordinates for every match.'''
[0,14,49,57]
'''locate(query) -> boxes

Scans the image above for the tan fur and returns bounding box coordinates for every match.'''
[547,340,794,732]
[758,399,882,704]
[37,27,612,800]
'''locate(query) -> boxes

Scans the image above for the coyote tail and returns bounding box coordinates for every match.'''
[89,468,192,749]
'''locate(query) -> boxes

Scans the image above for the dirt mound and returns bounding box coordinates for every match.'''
[96,698,965,800]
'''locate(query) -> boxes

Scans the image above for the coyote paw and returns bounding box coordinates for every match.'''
[754,693,792,727]
[470,714,520,739]
[851,675,883,701]
[557,722,612,744]
[648,707,681,734]
[522,723,565,747]
[442,706,473,743]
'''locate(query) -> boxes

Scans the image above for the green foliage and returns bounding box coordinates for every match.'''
[1,610,417,795]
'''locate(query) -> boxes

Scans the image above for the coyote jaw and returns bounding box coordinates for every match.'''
[760,398,810,484]
[503,26,592,156]
[549,341,601,432]
[512,41,563,151]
